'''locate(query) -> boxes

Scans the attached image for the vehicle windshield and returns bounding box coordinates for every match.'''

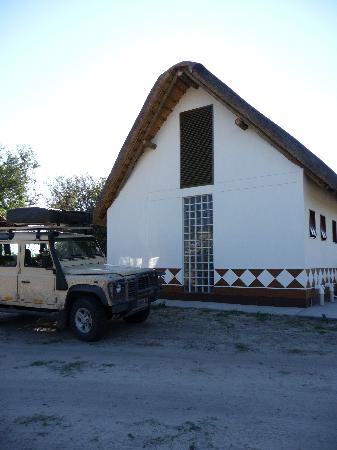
[54,237,105,261]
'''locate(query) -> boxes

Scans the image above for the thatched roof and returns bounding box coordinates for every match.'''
[94,61,337,225]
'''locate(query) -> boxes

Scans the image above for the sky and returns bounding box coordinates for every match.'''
[0,0,337,198]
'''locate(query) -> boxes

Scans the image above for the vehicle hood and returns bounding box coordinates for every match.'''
[62,263,150,277]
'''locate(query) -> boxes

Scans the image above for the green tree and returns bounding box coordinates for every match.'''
[48,174,107,252]
[0,145,39,217]
[48,174,105,212]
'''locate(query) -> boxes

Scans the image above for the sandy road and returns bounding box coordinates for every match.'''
[0,305,337,450]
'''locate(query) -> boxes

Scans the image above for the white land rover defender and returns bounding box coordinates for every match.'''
[0,208,160,341]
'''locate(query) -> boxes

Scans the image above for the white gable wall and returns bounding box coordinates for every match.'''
[304,175,337,268]
[107,87,305,270]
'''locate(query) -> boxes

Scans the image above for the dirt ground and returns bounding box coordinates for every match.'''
[0,304,337,450]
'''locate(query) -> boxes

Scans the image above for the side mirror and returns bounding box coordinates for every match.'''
[41,254,53,269]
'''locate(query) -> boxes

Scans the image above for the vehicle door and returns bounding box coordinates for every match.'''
[0,242,20,306]
[18,242,57,308]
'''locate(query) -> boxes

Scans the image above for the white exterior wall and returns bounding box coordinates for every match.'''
[304,175,337,268]
[107,87,305,271]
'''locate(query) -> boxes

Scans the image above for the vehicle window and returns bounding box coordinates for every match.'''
[0,243,18,267]
[24,243,51,268]
[54,238,104,260]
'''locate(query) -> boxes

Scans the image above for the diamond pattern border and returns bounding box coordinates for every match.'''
[215,268,337,289]
[157,267,337,289]
[157,268,183,286]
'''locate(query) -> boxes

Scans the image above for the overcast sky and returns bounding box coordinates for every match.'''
[1,0,337,192]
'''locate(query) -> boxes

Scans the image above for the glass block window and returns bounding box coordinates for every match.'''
[183,194,214,293]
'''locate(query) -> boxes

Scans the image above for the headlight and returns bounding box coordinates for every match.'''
[108,280,125,300]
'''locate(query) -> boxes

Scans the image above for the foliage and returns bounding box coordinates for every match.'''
[48,174,105,212]
[0,145,39,218]
[48,174,107,252]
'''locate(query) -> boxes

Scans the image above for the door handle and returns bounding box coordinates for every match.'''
[21,281,31,284]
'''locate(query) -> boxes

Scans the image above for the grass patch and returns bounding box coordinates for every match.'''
[100,363,115,368]
[255,312,270,322]
[41,338,64,345]
[287,348,304,354]
[58,361,88,376]
[152,301,166,310]
[30,360,59,367]
[14,414,63,427]
[216,310,246,317]
[314,324,337,333]
[136,341,163,347]
[29,360,88,377]
[235,342,250,352]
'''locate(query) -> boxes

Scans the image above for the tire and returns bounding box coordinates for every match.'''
[70,297,107,341]
[123,306,150,324]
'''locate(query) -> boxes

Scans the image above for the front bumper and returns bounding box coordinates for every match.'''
[111,291,158,315]
[110,271,160,315]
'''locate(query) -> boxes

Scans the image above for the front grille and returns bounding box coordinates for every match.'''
[127,280,136,298]
[126,273,157,300]
[138,274,149,290]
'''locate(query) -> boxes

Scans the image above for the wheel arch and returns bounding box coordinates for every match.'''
[65,285,109,310]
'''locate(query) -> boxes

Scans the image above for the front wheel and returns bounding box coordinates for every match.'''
[70,297,107,341]
[123,306,150,324]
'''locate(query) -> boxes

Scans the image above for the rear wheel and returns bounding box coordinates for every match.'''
[123,306,150,324]
[70,297,107,341]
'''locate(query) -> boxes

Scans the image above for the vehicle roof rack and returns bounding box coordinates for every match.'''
[0,225,93,241]
[0,225,92,231]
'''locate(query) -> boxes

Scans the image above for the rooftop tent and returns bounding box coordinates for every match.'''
[6,208,92,226]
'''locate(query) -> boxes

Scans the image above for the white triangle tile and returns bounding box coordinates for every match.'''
[314,271,318,284]
[214,270,222,285]
[164,270,174,284]
[257,270,274,287]
[175,270,183,285]
[295,270,308,288]
[276,270,294,288]
[240,270,256,287]
[223,270,238,286]
[308,270,314,286]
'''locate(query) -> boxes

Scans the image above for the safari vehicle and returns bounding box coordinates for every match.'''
[0,208,160,341]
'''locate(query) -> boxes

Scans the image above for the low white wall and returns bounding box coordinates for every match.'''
[304,175,337,268]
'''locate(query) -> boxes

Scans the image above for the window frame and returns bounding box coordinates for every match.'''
[332,220,337,243]
[309,210,317,238]
[0,242,19,268]
[23,242,51,269]
[320,215,327,241]
[180,104,214,189]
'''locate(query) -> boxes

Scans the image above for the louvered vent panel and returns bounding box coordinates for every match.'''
[180,105,213,189]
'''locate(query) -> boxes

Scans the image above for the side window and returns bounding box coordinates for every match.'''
[333,220,337,243]
[309,210,317,238]
[24,243,51,268]
[0,243,19,267]
[320,215,327,241]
